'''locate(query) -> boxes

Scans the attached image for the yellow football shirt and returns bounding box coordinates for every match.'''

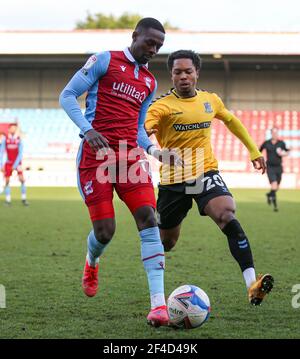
[145,89,262,184]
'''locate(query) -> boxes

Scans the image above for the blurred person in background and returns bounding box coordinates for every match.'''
[0,132,4,194]
[260,127,289,212]
[0,123,28,206]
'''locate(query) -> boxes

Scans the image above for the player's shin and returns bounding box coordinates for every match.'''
[5,185,11,203]
[222,219,256,288]
[87,230,109,267]
[21,182,26,200]
[139,226,166,309]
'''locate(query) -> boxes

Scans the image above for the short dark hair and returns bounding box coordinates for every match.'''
[167,50,202,72]
[135,17,165,34]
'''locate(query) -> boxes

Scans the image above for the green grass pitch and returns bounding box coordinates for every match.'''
[0,187,299,339]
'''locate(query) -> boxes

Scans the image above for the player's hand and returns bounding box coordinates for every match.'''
[252,156,266,174]
[153,148,184,167]
[84,129,109,154]
[146,128,158,137]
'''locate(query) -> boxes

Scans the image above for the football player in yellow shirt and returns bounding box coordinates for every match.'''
[145,50,274,306]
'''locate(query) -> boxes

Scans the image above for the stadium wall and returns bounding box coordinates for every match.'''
[1,52,299,188]
[1,55,300,109]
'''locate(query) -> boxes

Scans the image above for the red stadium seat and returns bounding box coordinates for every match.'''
[211,110,300,175]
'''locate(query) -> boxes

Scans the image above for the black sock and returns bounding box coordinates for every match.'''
[270,190,277,208]
[222,219,254,272]
[273,193,277,208]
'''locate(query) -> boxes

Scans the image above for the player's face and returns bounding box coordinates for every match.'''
[8,125,17,135]
[271,129,278,140]
[131,28,165,64]
[171,58,199,98]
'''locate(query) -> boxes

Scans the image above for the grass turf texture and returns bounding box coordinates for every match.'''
[0,187,299,339]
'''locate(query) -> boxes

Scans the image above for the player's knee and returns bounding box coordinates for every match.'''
[162,236,178,252]
[94,224,115,245]
[143,216,157,229]
[220,209,235,225]
[134,206,157,230]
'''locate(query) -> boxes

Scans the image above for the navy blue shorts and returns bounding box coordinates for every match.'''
[157,170,232,229]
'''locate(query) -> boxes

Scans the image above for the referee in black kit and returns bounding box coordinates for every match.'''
[260,127,289,212]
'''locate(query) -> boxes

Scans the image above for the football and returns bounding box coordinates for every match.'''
[167,284,211,329]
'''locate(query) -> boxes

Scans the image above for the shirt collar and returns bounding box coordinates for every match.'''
[171,88,198,99]
[123,48,148,68]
